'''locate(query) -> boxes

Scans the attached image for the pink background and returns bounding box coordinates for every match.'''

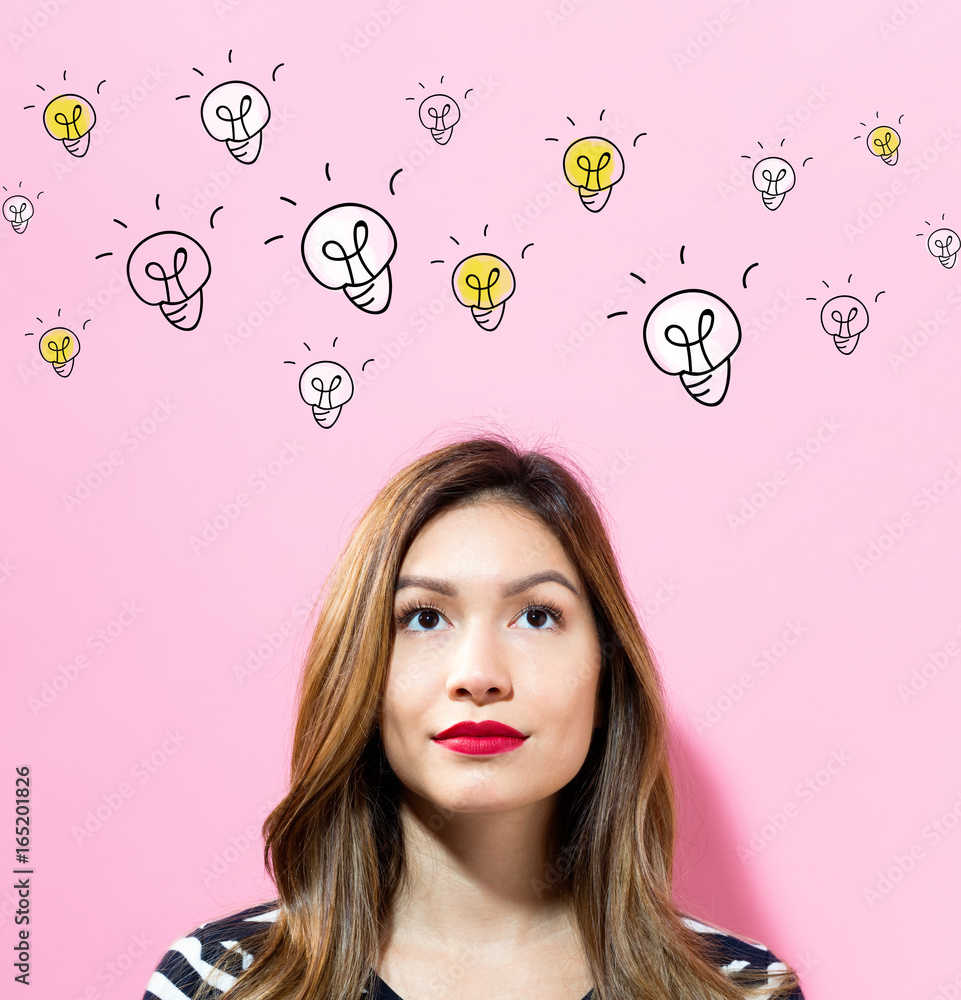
[4,1,961,998]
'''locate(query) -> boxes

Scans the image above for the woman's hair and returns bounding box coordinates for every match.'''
[198,433,800,1000]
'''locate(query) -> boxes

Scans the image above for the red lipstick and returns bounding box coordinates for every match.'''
[433,720,527,756]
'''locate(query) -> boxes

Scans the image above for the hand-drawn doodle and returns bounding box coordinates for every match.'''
[643,288,742,406]
[819,295,869,354]
[2,190,36,234]
[301,203,397,314]
[807,276,881,355]
[451,253,516,330]
[28,321,83,377]
[856,113,903,166]
[200,81,272,163]
[298,361,354,428]
[42,93,97,157]
[418,93,461,144]
[926,228,959,268]
[751,156,796,211]
[126,231,212,330]
[562,136,625,212]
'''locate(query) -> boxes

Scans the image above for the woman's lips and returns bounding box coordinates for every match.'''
[432,735,526,756]
[432,720,527,755]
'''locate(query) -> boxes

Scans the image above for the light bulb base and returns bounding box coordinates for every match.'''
[761,191,786,211]
[471,303,506,331]
[881,150,898,166]
[577,187,612,213]
[938,253,958,269]
[430,127,454,145]
[160,290,204,330]
[345,269,392,314]
[62,134,90,158]
[311,404,343,429]
[832,333,860,355]
[679,361,731,407]
[51,358,75,378]
[226,133,263,164]
[12,221,28,234]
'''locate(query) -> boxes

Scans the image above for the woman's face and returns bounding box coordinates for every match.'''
[380,500,604,819]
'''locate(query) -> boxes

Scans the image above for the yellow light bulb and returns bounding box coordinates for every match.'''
[43,94,97,158]
[39,327,81,377]
[563,136,625,212]
[452,253,516,331]
[866,125,900,165]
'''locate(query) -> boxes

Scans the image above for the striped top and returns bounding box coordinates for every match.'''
[142,900,804,1000]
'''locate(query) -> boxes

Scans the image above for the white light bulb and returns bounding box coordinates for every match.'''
[418,93,461,144]
[126,230,212,330]
[643,289,742,406]
[751,157,796,211]
[3,195,34,234]
[299,361,354,428]
[819,295,868,355]
[201,81,271,164]
[301,203,397,314]
[927,228,959,269]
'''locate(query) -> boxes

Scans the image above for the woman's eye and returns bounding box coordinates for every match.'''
[514,606,560,630]
[403,608,450,632]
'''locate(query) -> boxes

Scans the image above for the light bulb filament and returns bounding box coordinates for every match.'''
[45,334,71,363]
[54,104,84,139]
[144,247,190,303]
[465,268,500,309]
[935,235,955,256]
[10,204,26,223]
[830,306,859,337]
[873,131,893,156]
[762,167,787,193]
[216,94,253,140]
[322,221,374,285]
[665,308,716,372]
[428,103,451,128]
[312,374,343,410]
[575,151,611,191]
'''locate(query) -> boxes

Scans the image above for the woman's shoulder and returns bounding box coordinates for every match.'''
[142,900,280,1000]
[680,914,804,998]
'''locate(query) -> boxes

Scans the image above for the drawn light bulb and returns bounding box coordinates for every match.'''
[299,361,354,428]
[126,231,212,330]
[451,253,516,330]
[563,136,625,212]
[751,157,796,211]
[43,94,97,157]
[642,289,742,406]
[867,125,900,165]
[418,93,461,145]
[820,295,868,355]
[200,81,271,164]
[302,204,397,314]
[38,326,81,377]
[927,228,959,269]
[3,195,34,234]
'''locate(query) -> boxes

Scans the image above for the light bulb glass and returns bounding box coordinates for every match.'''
[127,230,212,330]
[643,288,742,406]
[299,361,354,428]
[819,294,868,354]
[3,195,34,232]
[927,228,959,267]
[302,204,397,314]
[43,94,96,141]
[39,327,81,365]
[418,93,461,143]
[201,81,271,163]
[867,126,900,161]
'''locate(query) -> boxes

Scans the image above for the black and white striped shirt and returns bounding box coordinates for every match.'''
[142,900,804,1000]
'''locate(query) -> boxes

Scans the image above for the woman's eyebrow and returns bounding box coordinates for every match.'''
[395,570,580,598]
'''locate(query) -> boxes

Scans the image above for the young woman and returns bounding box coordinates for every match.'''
[142,435,804,1000]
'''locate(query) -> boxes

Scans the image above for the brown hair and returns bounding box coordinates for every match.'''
[197,433,800,1000]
